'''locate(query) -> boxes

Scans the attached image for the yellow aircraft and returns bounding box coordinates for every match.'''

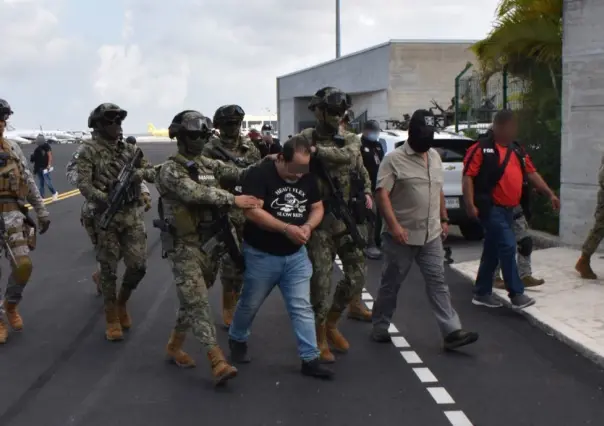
[147,123,169,137]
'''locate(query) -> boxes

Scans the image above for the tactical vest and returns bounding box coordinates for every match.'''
[157,154,220,238]
[301,128,356,202]
[464,137,531,220]
[85,140,140,204]
[0,138,29,212]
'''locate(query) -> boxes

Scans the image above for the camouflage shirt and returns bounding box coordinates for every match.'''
[202,135,261,228]
[1,137,48,218]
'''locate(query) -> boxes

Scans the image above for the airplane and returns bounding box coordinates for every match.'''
[3,128,32,144]
[147,123,169,137]
[6,123,78,142]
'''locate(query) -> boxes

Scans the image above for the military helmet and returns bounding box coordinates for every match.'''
[168,110,212,139]
[212,104,245,127]
[0,98,13,121]
[88,103,127,128]
[308,87,352,112]
[125,136,137,144]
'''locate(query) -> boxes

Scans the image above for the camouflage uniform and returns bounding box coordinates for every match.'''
[202,105,261,327]
[66,145,152,295]
[294,87,373,363]
[576,153,604,279]
[158,109,254,386]
[76,103,156,342]
[0,98,51,344]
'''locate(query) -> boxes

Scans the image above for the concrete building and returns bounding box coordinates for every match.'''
[276,39,478,138]
[560,0,604,246]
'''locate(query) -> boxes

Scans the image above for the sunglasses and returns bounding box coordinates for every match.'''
[101,110,126,124]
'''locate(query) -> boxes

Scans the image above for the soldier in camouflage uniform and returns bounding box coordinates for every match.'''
[76,103,156,342]
[156,110,261,386]
[66,136,153,296]
[492,205,544,289]
[0,98,51,344]
[289,87,373,363]
[202,105,261,327]
[576,153,604,279]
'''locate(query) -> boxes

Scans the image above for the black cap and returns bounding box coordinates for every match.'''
[408,109,435,139]
[364,120,380,131]
[261,123,272,131]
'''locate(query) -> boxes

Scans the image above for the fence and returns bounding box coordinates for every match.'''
[453,63,526,136]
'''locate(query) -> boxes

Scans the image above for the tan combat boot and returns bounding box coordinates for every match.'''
[0,318,7,344]
[222,290,237,327]
[347,295,372,322]
[522,276,545,287]
[575,255,597,279]
[316,322,335,363]
[206,346,237,386]
[326,311,350,353]
[166,331,196,368]
[116,287,132,330]
[4,300,23,331]
[92,270,101,296]
[104,302,123,341]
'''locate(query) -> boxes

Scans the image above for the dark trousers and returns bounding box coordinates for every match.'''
[474,206,525,298]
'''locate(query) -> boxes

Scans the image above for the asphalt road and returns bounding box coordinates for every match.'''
[1,143,603,426]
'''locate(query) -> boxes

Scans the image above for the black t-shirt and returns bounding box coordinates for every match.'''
[242,161,320,256]
[30,143,52,173]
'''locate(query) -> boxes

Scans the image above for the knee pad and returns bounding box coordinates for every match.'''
[12,256,33,285]
[517,236,533,257]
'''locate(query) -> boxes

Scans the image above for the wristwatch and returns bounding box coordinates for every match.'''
[440,217,449,224]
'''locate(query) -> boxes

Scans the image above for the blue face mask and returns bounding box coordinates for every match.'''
[365,132,379,141]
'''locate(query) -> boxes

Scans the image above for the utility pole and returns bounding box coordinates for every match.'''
[336,0,341,58]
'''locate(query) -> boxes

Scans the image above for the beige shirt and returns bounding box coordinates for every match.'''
[376,143,443,246]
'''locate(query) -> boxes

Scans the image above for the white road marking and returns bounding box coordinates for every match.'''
[333,255,473,425]
[400,351,422,364]
[412,367,438,383]
[427,387,455,404]
[444,411,474,426]
[391,336,410,348]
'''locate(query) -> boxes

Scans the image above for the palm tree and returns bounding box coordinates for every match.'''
[471,0,562,97]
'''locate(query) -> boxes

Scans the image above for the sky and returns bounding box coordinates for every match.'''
[0,0,501,132]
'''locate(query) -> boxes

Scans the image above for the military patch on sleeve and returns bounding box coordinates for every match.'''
[424,115,435,127]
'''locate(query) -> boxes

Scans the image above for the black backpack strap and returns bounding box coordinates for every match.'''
[462,143,481,176]
[492,144,515,184]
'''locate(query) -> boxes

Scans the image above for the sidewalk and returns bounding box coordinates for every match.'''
[451,247,604,368]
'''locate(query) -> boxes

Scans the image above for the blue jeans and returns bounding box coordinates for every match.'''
[35,171,57,197]
[474,206,525,297]
[229,243,319,361]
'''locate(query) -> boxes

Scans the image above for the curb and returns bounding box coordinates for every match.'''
[451,266,604,369]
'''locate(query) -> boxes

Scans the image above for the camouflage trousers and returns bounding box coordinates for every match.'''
[169,240,220,350]
[582,188,604,257]
[493,206,532,279]
[80,202,97,247]
[1,211,34,306]
[219,221,243,295]
[307,227,366,323]
[95,208,147,303]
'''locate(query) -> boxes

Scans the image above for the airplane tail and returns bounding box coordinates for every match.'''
[147,123,156,134]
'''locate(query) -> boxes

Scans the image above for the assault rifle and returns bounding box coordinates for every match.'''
[99,148,144,230]
[311,156,367,249]
[211,145,252,168]
[200,206,244,272]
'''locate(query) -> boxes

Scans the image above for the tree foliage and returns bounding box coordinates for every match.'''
[471,0,563,234]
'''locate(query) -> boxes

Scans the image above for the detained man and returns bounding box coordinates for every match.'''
[228,137,334,379]
[371,110,479,350]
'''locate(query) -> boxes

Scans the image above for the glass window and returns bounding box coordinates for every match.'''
[248,121,261,129]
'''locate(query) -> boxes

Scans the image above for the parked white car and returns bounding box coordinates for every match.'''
[377,129,483,240]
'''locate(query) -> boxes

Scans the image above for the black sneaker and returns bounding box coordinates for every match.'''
[510,294,535,309]
[444,330,479,350]
[371,327,392,343]
[472,294,503,308]
[301,358,334,379]
[228,339,251,364]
